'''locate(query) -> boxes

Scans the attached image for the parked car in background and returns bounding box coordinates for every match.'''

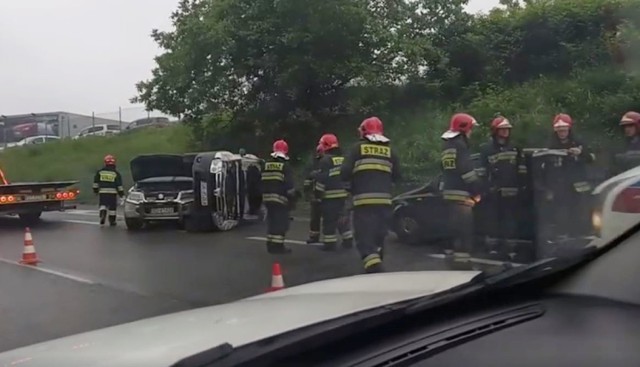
[73,124,121,139]
[125,117,172,131]
[14,135,60,146]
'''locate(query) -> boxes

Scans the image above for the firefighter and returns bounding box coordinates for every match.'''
[315,134,353,251]
[477,116,527,260]
[303,144,325,245]
[440,113,482,267]
[341,117,400,273]
[612,111,640,175]
[538,113,595,240]
[261,139,296,254]
[92,155,125,226]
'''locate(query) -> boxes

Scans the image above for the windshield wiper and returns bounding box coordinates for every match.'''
[474,245,600,288]
[404,246,600,315]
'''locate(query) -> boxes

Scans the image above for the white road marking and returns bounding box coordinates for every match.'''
[64,209,99,216]
[246,236,320,246]
[60,219,102,226]
[0,258,94,284]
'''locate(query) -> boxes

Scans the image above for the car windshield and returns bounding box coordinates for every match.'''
[2,0,640,363]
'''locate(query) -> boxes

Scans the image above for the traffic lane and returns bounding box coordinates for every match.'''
[0,214,447,307]
[0,261,188,353]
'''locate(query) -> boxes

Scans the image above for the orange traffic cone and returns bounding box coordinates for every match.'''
[19,227,40,266]
[266,263,285,292]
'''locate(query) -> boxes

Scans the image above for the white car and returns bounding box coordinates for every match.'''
[14,135,60,146]
[591,165,640,245]
[73,124,121,140]
[0,271,479,366]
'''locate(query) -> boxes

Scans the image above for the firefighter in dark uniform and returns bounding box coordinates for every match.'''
[341,117,400,273]
[262,139,296,254]
[538,113,595,240]
[315,134,353,251]
[92,154,125,226]
[440,113,482,267]
[477,116,527,260]
[303,144,325,245]
[612,111,640,176]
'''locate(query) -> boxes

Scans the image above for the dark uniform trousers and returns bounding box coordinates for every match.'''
[447,202,474,255]
[265,202,290,248]
[309,200,322,241]
[320,199,353,249]
[99,194,118,225]
[484,190,520,253]
[353,205,390,264]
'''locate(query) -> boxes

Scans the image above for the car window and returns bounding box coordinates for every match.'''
[107,125,121,131]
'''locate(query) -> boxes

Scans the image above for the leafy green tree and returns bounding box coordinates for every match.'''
[133,0,469,150]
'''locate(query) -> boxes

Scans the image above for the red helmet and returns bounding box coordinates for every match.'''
[553,113,573,130]
[272,139,289,155]
[449,113,477,133]
[104,154,116,165]
[359,117,384,138]
[620,111,640,126]
[490,116,513,134]
[318,133,339,150]
[316,144,324,156]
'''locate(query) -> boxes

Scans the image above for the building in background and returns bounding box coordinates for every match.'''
[0,112,121,144]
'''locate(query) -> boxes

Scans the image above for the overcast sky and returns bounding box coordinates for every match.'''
[0,0,499,117]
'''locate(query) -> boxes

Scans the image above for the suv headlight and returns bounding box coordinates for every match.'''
[177,190,194,202]
[126,191,145,204]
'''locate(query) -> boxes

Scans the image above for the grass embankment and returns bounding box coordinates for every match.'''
[0,126,192,203]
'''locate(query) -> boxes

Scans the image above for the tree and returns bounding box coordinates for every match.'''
[133,0,469,148]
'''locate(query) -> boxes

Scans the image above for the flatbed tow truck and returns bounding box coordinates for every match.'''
[0,168,79,225]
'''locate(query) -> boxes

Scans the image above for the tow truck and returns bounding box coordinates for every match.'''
[0,168,79,225]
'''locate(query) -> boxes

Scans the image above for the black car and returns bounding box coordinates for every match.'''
[123,153,196,230]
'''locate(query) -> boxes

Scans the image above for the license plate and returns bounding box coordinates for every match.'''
[150,207,174,214]
[25,195,47,201]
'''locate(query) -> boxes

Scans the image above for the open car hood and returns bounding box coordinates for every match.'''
[0,271,480,367]
[130,154,195,182]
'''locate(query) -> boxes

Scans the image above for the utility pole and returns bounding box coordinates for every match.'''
[119,107,122,130]
[92,112,95,128]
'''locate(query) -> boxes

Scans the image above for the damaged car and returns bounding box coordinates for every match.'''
[123,153,196,230]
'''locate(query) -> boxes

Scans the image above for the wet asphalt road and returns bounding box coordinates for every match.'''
[0,207,447,352]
